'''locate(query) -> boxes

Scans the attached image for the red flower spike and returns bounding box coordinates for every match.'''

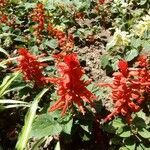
[118,60,128,77]
[74,12,85,19]
[30,3,46,39]
[98,56,150,124]
[0,0,6,7]
[99,0,105,4]
[0,14,8,24]
[137,55,149,67]
[47,23,74,52]
[46,53,96,116]
[17,48,46,87]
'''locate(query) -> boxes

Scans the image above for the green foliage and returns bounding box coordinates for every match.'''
[101,54,110,69]
[16,88,48,150]
[30,112,73,138]
[125,49,139,61]
[138,128,150,139]
[0,72,20,98]
[44,39,58,49]
[0,47,9,57]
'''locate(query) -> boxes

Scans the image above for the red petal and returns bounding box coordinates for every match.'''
[118,60,128,77]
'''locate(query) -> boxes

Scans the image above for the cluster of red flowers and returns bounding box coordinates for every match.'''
[0,14,16,27]
[17,47,96,115]
[0,0,6,7]
[98,56,150,123]
[0,0,8,23]
[47,23,74,52]
[0,14,8,24]
[74,12,85,20]
[99,0,105,4]
[45,53,96,116]
[17,48,46,87]
[31,3,46,39]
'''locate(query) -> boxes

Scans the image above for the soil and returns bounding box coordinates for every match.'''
[76,29,111,82]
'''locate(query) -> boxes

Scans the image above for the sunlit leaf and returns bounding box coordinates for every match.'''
[16,88,48,150]
[0,72,20,98]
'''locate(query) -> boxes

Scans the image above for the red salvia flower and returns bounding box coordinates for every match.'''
[99,0,105,4]
[47,23,74,52]
[104,72,140,124]
[0,13,16,27]
[30,3,46,39]
[45,53,96,116]
[98,56,150,124]
[0,0,6,7]
[136,55,150,92]
[0,14,8,24]
[118,60,128,77]
[17,48,46,87]
[74,12,85,19]
[136,55,149,67]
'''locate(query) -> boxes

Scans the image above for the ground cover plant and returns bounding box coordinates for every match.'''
[0,0,150,149]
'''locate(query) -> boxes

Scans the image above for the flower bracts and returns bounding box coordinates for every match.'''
[98,56,150,123]
[17,48,46,86]
[30,3,46,39]
[47,23,74,52]
[46,53,96,116]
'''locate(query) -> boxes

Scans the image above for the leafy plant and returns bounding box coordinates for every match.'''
[16,88,48,150]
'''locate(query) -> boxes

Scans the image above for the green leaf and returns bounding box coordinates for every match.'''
[0,47,9,57]
[45,0,56,10]
[138,128,150,139]
[31,137,46,150]
[124,137,136,150]
[0,76,10,89]
[2,26,10,31]
[0,72,20,98]
[9,0,22,4]
[112,118,125,129]
[136,143,150,150]
[101,54,110,69]
[4,36,12,47]
[30,113,62,139]
[14,37,26,43]
[24,3,36,10]
[31,46,39,55]
[39,56,53,63]
[3,85,25,96]
[119,146,129,150]
[16,88,48,150]
[0,99,28,104]
[0,33,15,38]
[62,118,73,134]
[44,39,58,49]
[142,40,150,50]
[140,0,147,5]
[2,104,30,109]
[131,38,141,48]
[103,123,116,134]
[54,141,61,150]
[106,40,116,50]
[80,125,89,133]
[132,116,146,128]
[119,130,131,138]
[0,99,29,109]
[118,126,131,138]
[82,132,90,141]
[125,49,139,61]
[111,58,119,71]
[111,137,122,145]
[0,57,18,69]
